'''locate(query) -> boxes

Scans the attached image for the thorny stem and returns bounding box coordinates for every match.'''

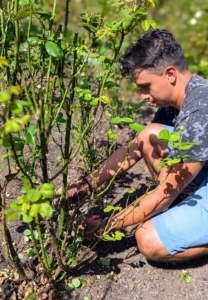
[13,0,19,86]
[64,0,71,37]
[0,185,26,279]
[35,215,50,272]
[28,223,45,268]
[97,138,134,198]
[58,33,78,240]
[46,221,70,272]
[9,134,34,187]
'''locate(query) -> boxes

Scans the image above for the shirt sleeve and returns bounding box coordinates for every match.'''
[170,108,208,162]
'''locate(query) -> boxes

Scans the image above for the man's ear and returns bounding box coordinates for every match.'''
[165,66,177,84]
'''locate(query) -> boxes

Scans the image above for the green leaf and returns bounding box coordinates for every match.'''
[15,115,31,125]
[179,271,192,283]
[104,205,115,212]
[99,96,110,104]
[4,120,22,134]
[84,297,90,300]
[142,20,151,31]
[135,100,147,111]
[100,257,110,266]
[22,213,33,223]
[0,57,9,68]
[27,293,36,300]
[129,123,144,132]
[19,0,30,5]
[149,0,155,7]
[111,117,133,124]
[13,137,24,151]
[28,190,41,202]
[10,202,22,210]
[134,8,148,16]
[45,41,63,59]
[27,37,40,46]
[35,10,52,19]
[105,110,112,117]
[65,245,76,254]
[126,188,136,194]
[65,283,74,291]
[122,15,132,29]
[102,233,116,241]
[169,132,180,141]
[10,86,22,95]
[29,204,39,217]
[158,129,169,141]
[0,91,11,103]
[149,19,157,29]
[5,208,21,221]
[115,231,125,240]
[90,99,98,106]
[104,205,121,212]
[68,257,77,267]
[15,8,32,21]
[24,132,34,145]
[75,236,84,244]
[107,129,118,139]
[39,183,55,198]
[10,101,23,115]
[111,1,125,6]
[39,202,53,218]
[72,278,81,288]
[23,229,31,236]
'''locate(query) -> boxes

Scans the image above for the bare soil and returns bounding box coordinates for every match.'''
[1,104,208,300]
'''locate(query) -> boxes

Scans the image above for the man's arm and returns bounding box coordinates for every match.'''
[66,136,141,199]
[110,161,204,230]
[87,136,141,188]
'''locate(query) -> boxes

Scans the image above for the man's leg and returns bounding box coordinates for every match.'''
[135,166,208,261]
[135,219,208,261]
[88,123,169,187]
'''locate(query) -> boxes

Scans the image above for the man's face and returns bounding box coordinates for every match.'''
[133,68,174,107]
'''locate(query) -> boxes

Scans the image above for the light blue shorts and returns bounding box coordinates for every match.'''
[152,125,208,255]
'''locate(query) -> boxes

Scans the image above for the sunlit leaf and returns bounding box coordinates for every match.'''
[142,20,151,31]
[10,86,22,95]
[39,202,53,218]
[39,183,55,198]
[72,278,81,288]
[111,117,133,124]
[169,132,180,141]
[129,123,144,132]
[0,57,9,67]
[9,101,23,115]
[5,208,21,221]
[4,120,22,134]
[15,115,31,125]
[27,189,41,202]
[158,129,169,141]
[0,91,11,103]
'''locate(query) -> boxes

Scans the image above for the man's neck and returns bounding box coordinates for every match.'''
[175,71,193,110]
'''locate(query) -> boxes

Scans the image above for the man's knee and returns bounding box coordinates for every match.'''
[135,221,169,261]
[137,123,167,158]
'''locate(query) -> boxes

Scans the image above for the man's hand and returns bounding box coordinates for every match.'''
[84,217,109,241]
[56,177,92,203]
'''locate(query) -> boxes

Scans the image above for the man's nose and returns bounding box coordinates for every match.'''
[140,93,150,101]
